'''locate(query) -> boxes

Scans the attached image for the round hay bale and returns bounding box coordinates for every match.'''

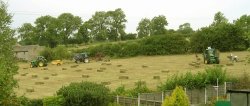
[26,88,34,93]
[119,76,129,79]
[31,75,38,78]
[51,73,58,76]
[35,82,44,85]
[153,76,160,79]
[97,69,103,72]
[43,77,49,80]
[82,74,89,78]
[62,68,67,70]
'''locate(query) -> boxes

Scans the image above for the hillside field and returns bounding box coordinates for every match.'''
[15,51,249,99]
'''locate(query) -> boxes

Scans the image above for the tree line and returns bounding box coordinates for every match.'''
[18,9,250,51]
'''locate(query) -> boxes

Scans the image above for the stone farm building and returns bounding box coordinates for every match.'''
[14,45,45,61]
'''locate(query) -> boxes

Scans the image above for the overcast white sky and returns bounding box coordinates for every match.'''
[3,0,250,33]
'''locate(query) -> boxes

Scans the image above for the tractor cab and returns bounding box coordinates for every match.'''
[73,52,89,63]
[203,47,220,64]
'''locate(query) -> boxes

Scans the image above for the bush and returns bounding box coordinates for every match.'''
[40,46,72,61]
[57,81,111,106]
[159,66,226,90]
[126,81,151,97]
[162,86,189,106]
[82,34,189,58]
[43,95,64,106]
[29,99,43,106]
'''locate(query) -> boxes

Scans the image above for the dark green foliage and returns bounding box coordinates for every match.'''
[84,34,188,58]
[43,95,65,106]
[29,99,43,106]
[40,46,71,61]
[57,81,111,106]
[159,66,226,90]
[0,1,19,105]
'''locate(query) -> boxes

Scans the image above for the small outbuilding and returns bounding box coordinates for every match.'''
[13,45,45,61]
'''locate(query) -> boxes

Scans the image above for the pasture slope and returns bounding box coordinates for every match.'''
[15,51,249,99]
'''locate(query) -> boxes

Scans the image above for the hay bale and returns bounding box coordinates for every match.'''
[226,63,234,66]
[26,88,34,93]
[23,67,28,70]
[21,73,28,76]
[86,68,92,70]
[75,69,82,72]
[101,63,107,65]
[62,68,67,70]
[142,65,148,68]
[35,82,44,85]
[119,76,129,79]
[106,63,112,65]
[153,76,160,79]
[51,73,58,76]
[31,75,38,78]
[43,77,49,80]
[82,74,89,78]
[117,65,122,67]
[71,65,78,68]
[101,81,111,85]
[100,67,106,70]
[42,68,48,70]
[120,69,127,73]
[161,70,169,73]
[97,69,103,72]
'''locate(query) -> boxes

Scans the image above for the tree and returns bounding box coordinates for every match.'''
[177,23,194,35]
[0,1,19,105]
[150,15,168,35]
[136,18,151,38]
[162,86,189,106]
[106,8,127,41]
[76,22,90,44]
[211,12,228,26]
[17,23,37,45]
[34,15,60,48]
[234,15,250,47]
[87,11,109,41]
[57,13,82,45]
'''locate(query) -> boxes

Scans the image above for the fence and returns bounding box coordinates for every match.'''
[115,82,233,106]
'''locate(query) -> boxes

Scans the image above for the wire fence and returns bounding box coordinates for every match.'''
[115,82,233,106]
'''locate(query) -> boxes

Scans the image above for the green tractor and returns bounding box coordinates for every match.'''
[30,56,48,68]
[203,47,220,64]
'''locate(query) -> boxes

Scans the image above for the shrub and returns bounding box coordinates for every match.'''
[57,81,111,106]
[43,95,64,106]
[40,46,72,61]
[29,99,43,106]
[127,81,151,97]
[159,66,226,90]
[162,86,189,106]
[113,85,127,96]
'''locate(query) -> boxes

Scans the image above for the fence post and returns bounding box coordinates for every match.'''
[162,91,164,103]
[138,93,140,106]
[205,87,207,104]
[116,95,119,104]
[224,82,227,95]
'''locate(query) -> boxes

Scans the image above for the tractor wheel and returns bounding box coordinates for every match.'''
[57,63,61,66]
[38,62,44,67]
[30,64,33,68]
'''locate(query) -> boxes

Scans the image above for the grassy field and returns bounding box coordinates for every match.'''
[15,51,249,99]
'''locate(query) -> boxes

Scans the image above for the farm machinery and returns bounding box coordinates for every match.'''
[203,47,220,64]
[73,52,89,63]
[30,56,48,68]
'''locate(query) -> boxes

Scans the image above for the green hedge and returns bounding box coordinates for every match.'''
[82,34,189,58]
[57,81,112,106]
[40,46,72,61]
[43,95,64,106]
[158,66,227,90]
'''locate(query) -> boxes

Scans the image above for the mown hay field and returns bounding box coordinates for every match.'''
[15,51,250,98]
